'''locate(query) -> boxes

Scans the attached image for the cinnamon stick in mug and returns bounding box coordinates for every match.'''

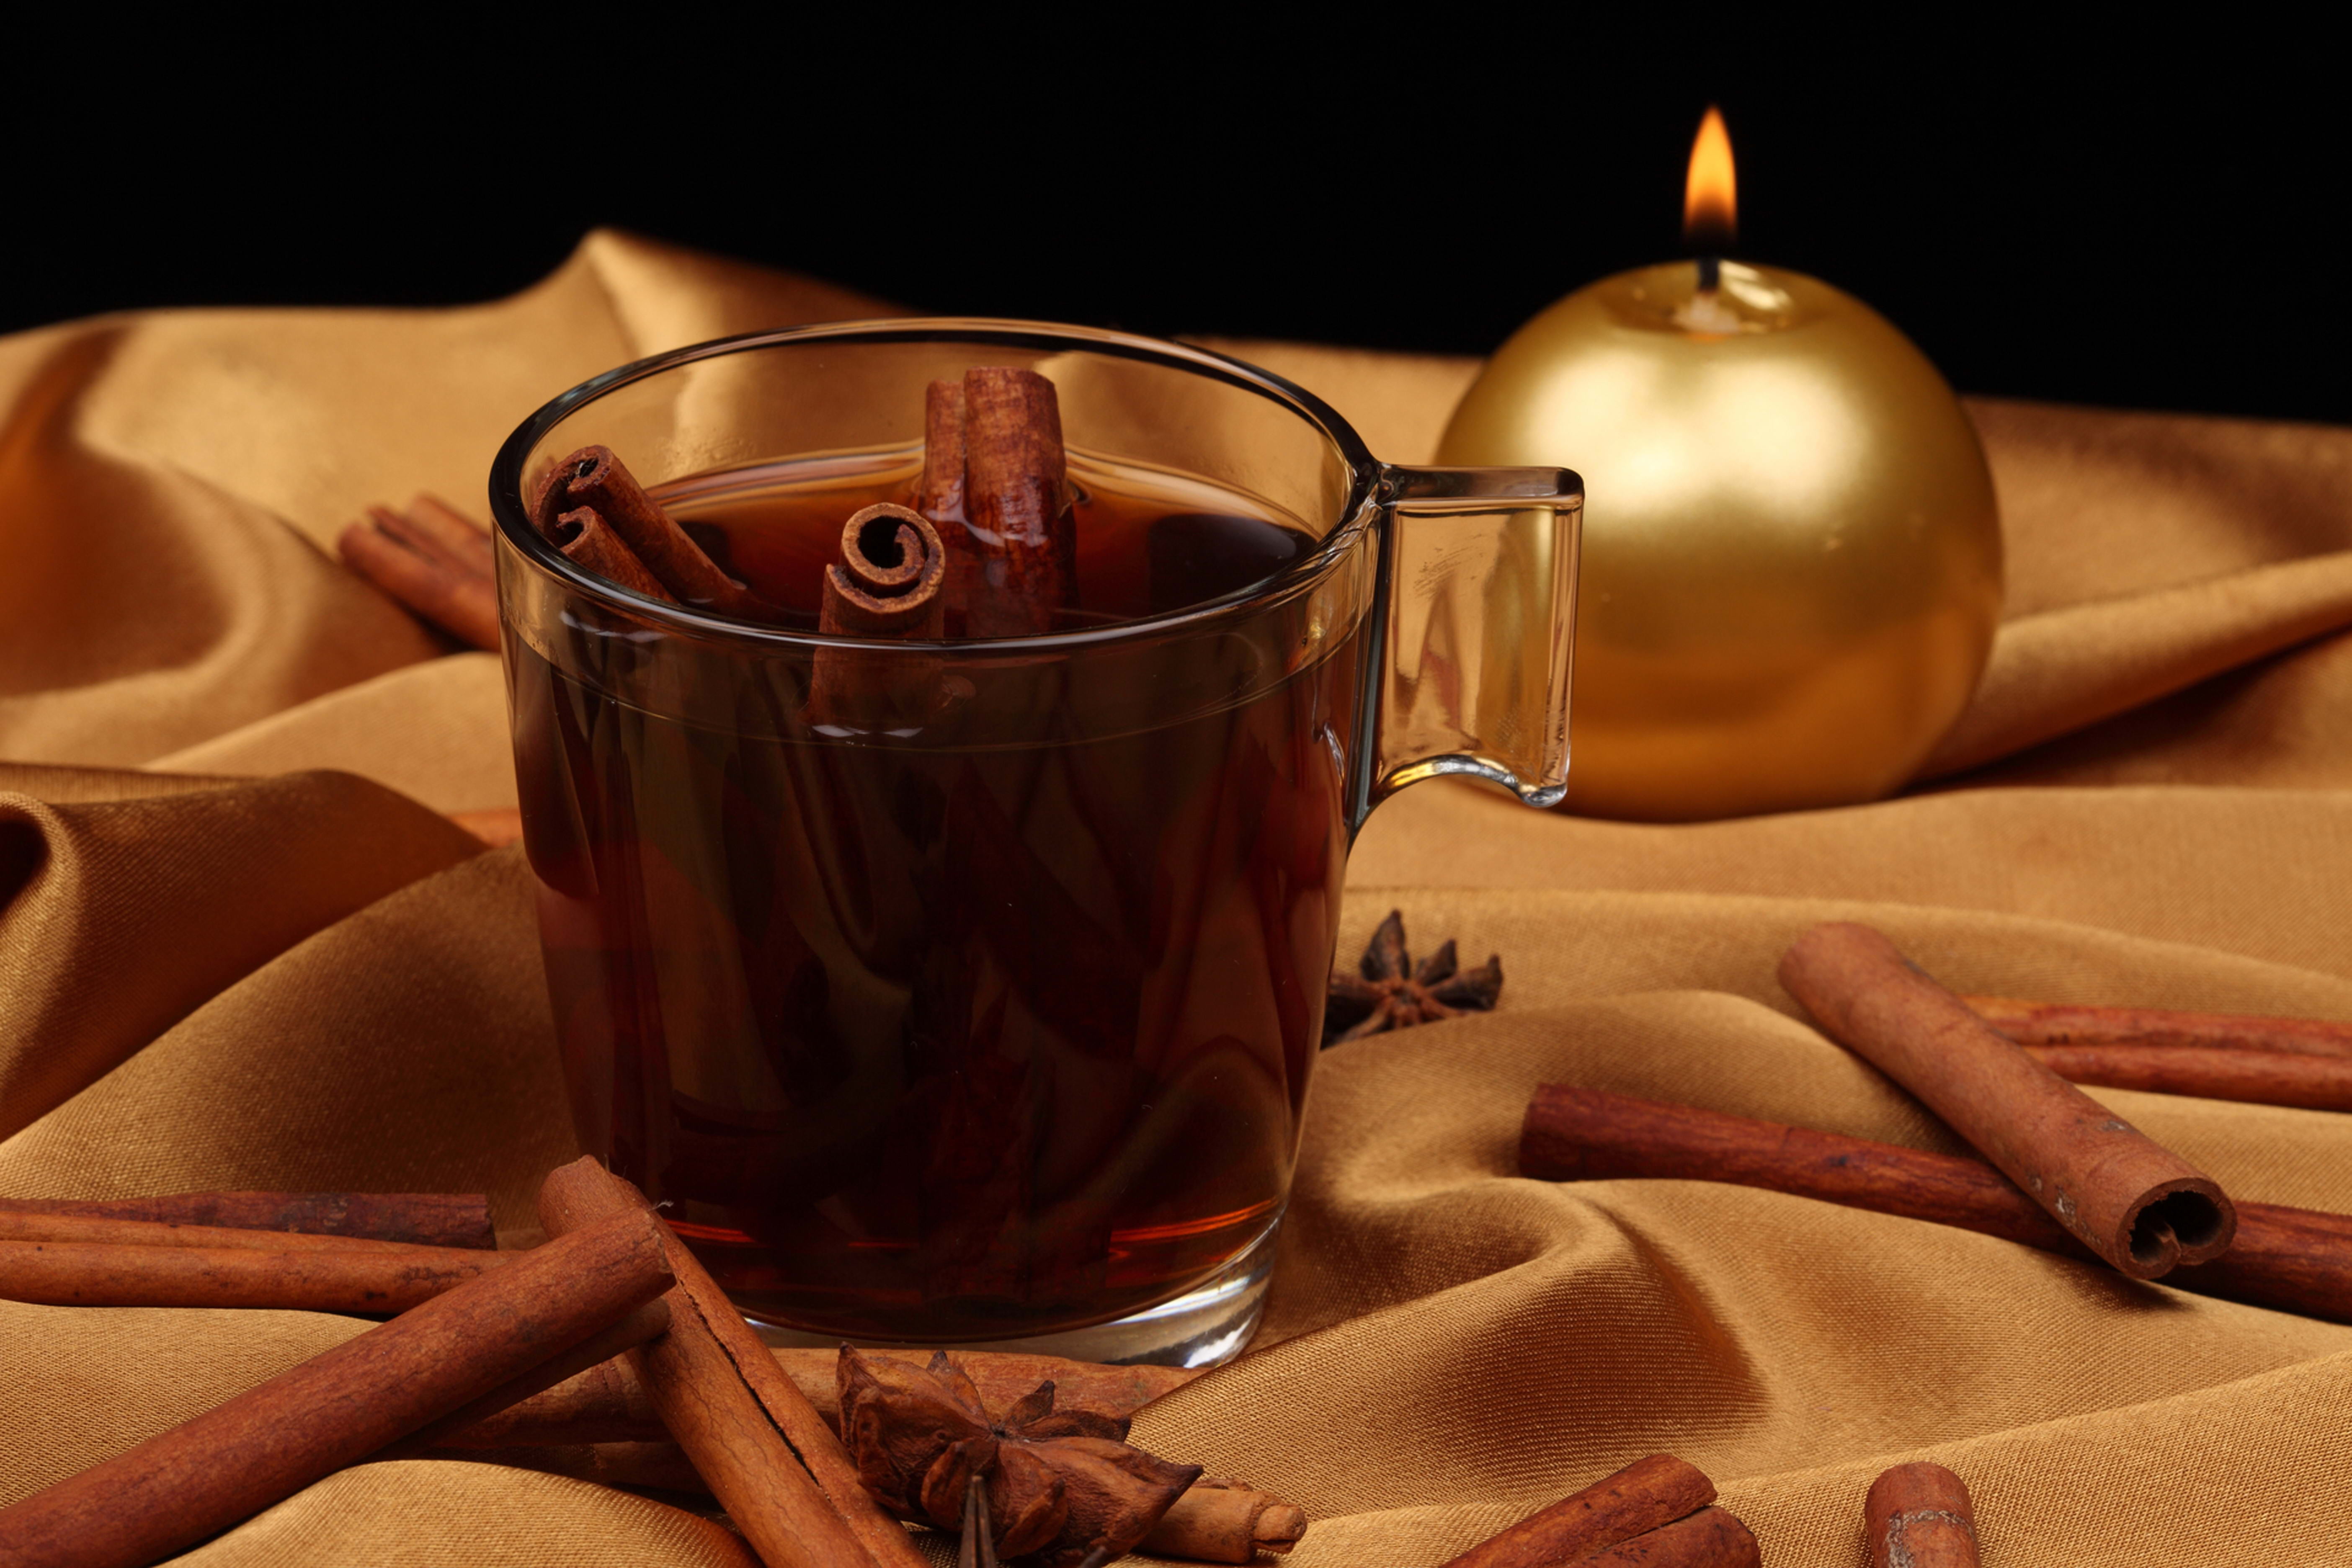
[958,367,1075,637]
[547,505,675,604]
[0,1190,497,1249]
[1865,1462,1980,1568]
[0,1209,671,1568]
[0,1237,505,1313]
[1779,923,2234,1279]
[530,445,772,619]
[1519,1085,2352,1322]
[808,502,950,728]
[1965,995,2352,1058]
[919,379,968,525]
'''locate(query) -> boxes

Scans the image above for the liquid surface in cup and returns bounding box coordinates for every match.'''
[658,451,1316,633]
[513,451,1361,1340]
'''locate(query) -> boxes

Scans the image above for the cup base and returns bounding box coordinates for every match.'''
[746,1215,1279,1368]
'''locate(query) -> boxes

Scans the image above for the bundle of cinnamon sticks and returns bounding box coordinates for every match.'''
[338,368,1078,682]
[0,1166,1301,1568]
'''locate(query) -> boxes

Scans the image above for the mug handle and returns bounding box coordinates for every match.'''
[1359,463,1583,821]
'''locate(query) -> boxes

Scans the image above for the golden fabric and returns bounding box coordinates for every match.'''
[8,231,2352,1565]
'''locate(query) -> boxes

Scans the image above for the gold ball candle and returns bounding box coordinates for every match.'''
[1439,109,2001,821]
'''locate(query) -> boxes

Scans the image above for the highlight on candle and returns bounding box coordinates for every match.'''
[1683,105,1738,256]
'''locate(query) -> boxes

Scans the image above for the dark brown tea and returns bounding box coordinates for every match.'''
[510,450,1364,1342]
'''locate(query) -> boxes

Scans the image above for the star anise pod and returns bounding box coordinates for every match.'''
[837,1346,1202,1568]
[1322,908,1502,1045]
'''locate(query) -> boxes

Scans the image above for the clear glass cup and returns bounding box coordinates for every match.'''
[490,320,1579,1365]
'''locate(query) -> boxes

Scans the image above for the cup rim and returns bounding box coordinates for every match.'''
[487,317,1383,654]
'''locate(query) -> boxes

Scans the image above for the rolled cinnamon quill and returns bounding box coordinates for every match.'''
[957,367,1075,637]
[539,1157,928,1568]
[1865,1462,1979,1568]
[1779,923,2234,1278]
[1585,1507,1759,1567]
[1966,995,2352,1058]
[530,445,772,620]
[809,502,950,728]
[339,502,502,651]
[381,1298,671,1459]
[0,1236,504,1313]
[0,1209,671,1568]
[0,1209,464,1254]
[548,505,675,604]
[1437,1454,1719,1568]
[1521,1085,2352,1323]
[0,1189,497,1249]
[919,378,968,526]
[1142,1479,1309,1562]
[2027,1042,2352,1112]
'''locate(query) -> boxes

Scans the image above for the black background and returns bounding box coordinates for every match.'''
[7,25,2340,422]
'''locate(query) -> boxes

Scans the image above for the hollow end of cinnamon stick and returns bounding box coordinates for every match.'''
[820,503,947,637]
[1865,1462,1979,1568]
[549,505,676,604]
[1778,922,2237,1279]
[532,445,773,621]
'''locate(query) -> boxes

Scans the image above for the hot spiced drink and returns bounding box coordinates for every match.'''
[508,370,1363,1342]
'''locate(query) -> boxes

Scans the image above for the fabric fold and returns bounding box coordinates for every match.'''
[0,766,482,1142]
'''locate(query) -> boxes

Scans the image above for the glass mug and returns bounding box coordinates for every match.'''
[490,321,1580,1365]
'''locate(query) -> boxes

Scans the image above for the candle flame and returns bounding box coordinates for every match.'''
[1683,105,1737,255]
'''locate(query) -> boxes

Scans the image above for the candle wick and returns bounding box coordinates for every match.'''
[1696,255,1722,292]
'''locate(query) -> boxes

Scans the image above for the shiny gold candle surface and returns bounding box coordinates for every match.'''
[1438,258,2001,821]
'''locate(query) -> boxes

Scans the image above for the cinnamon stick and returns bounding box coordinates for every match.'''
[0,1236,505,1313]
[809,502,950,728]
[919,379,967,526]
[380,1299,671,1459]
[1520,1084,2352,1322]
[1141,1479,1309,1562]
[0,1208,671,1568]
[1965,995,2352,1058]
[1865,1462,1979,1568]
[548,505,676,604]
[530,445,774,620]
[1779,923,2235,1278]
[0,1208,469,1254]
[437,1342,1198,1449]
[338,501,502,651]
[0,1190,496,1248]
[1436,1454,1718,1568]
[435,1350,664,1447]
[1583,1507,1759,1567]
[538,1157,926,1568]
[957,367,1074,637]
[474,1439,713,1496]
[2027,1042,2352,1112]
